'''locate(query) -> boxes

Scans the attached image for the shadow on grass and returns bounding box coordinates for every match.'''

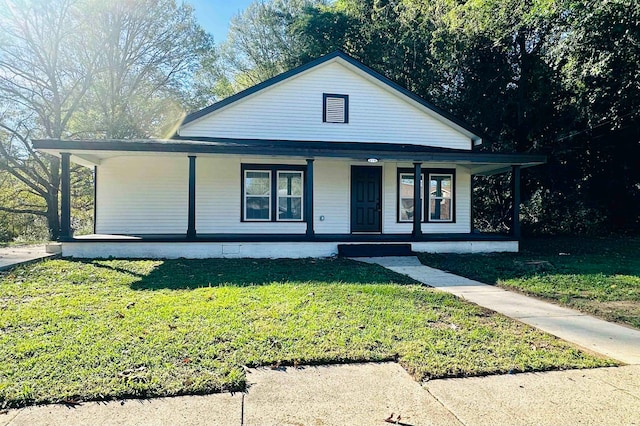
[80,257,418,290]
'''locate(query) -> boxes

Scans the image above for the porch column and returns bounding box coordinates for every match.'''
[412,162,422,239]
[187,155,197,239]
[305,159,314,238]
[512,165,521,239]
[60,152,71,240]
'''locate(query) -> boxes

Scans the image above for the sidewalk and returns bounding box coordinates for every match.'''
[3,363,638,426]
[0,245,57,272]
[357,256,640,365]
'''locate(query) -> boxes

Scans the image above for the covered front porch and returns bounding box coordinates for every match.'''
[33,137,544,258]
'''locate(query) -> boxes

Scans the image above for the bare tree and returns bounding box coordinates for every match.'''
[0,0,214,239]
[0,0,95,239]
[80,0,213,139]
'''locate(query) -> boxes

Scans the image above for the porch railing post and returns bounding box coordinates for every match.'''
[187,155,197,239]
[512,165,521,239]
[413,162,422,240]
[305,159,314,238]
[60,152,71,240]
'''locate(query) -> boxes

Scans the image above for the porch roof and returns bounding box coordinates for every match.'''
[32,137,545,176]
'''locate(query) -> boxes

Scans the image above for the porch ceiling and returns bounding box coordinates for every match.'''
[33,137,545,175]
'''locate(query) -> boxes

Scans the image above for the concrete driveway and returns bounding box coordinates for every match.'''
[0,244,57,271]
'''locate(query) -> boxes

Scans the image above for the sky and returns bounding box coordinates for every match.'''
[188,0,255,44]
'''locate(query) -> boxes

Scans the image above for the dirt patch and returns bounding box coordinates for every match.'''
[595,300,640,316]
[570,299,640,329]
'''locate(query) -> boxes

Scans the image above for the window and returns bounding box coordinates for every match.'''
[428,174,453,221]
[242,164,305,222]
[323,93,349,123]
[277,171,303,220]
[244,170,271,220]
[398,173,424,222]
[397,168,455,223]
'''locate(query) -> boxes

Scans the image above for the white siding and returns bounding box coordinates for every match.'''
[196,157,306,234]
[314,160,350,234]
[95,156,471,236]
[179,61,471,150]
[96,156,188,234]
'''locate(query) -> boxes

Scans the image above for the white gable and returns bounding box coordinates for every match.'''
[179,59,475,150]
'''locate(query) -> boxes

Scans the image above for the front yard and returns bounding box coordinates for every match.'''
[419,237,640,328]
[0,257,614,408]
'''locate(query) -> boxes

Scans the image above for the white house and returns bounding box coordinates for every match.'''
[34,51,545,258]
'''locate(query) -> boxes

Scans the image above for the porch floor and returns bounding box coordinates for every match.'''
[68,232,516,243]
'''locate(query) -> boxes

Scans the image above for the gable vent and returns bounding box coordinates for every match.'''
[323,93,349,124]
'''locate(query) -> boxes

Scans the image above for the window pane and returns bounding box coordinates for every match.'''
[400,199,414,221]
[430,198,452,221]
[278,197,302,220]
[430,175,452,198]
[399,174,414,198]
[278,172,302,196]
[246,171,270,195]
[246,196,270,220]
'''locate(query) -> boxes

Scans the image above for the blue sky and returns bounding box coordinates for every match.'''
[188,0,255,43]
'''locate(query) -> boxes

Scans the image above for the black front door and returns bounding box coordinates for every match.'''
[351,166,382,233]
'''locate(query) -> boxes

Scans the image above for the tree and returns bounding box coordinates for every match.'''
[0,0,214,240]
[218,0,328,92]
[0,0,95,239]
[77,0,213,139]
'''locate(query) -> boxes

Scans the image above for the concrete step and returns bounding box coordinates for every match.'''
[338,243,413,257]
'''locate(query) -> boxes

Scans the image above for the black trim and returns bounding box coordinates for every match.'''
[33,138,546,171]
[93,165,97,235]
[412,163,422,239]
[470,175,474,233]
[179,51,484,142]
[305,159,314,237]
[63,233,516,243]
[397,167,457,224]
[323,93,349,123]
[240,163,307,223]
[60,153,71,240]
[512,165,521,239]
[187,156,197,239]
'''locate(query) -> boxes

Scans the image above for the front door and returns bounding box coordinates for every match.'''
[351,166,382,233]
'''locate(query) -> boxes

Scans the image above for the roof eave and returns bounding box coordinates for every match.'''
[32,138,546,173]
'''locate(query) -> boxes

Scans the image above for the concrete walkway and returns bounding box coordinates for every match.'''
[0,245,57,272]
[357,256,640,364]
[3,363,638,426]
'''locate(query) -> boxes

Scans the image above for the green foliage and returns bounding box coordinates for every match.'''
[0,257,613,407]
[219,0,640,234]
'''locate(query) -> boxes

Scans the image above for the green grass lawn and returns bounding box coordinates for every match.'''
[0,257,614,408]
[418,237,640,328]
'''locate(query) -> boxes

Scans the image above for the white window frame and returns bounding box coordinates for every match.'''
[276,170,304,222]
[244,169,272,221]
[428,173,453,222]
[398,172,424,222]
